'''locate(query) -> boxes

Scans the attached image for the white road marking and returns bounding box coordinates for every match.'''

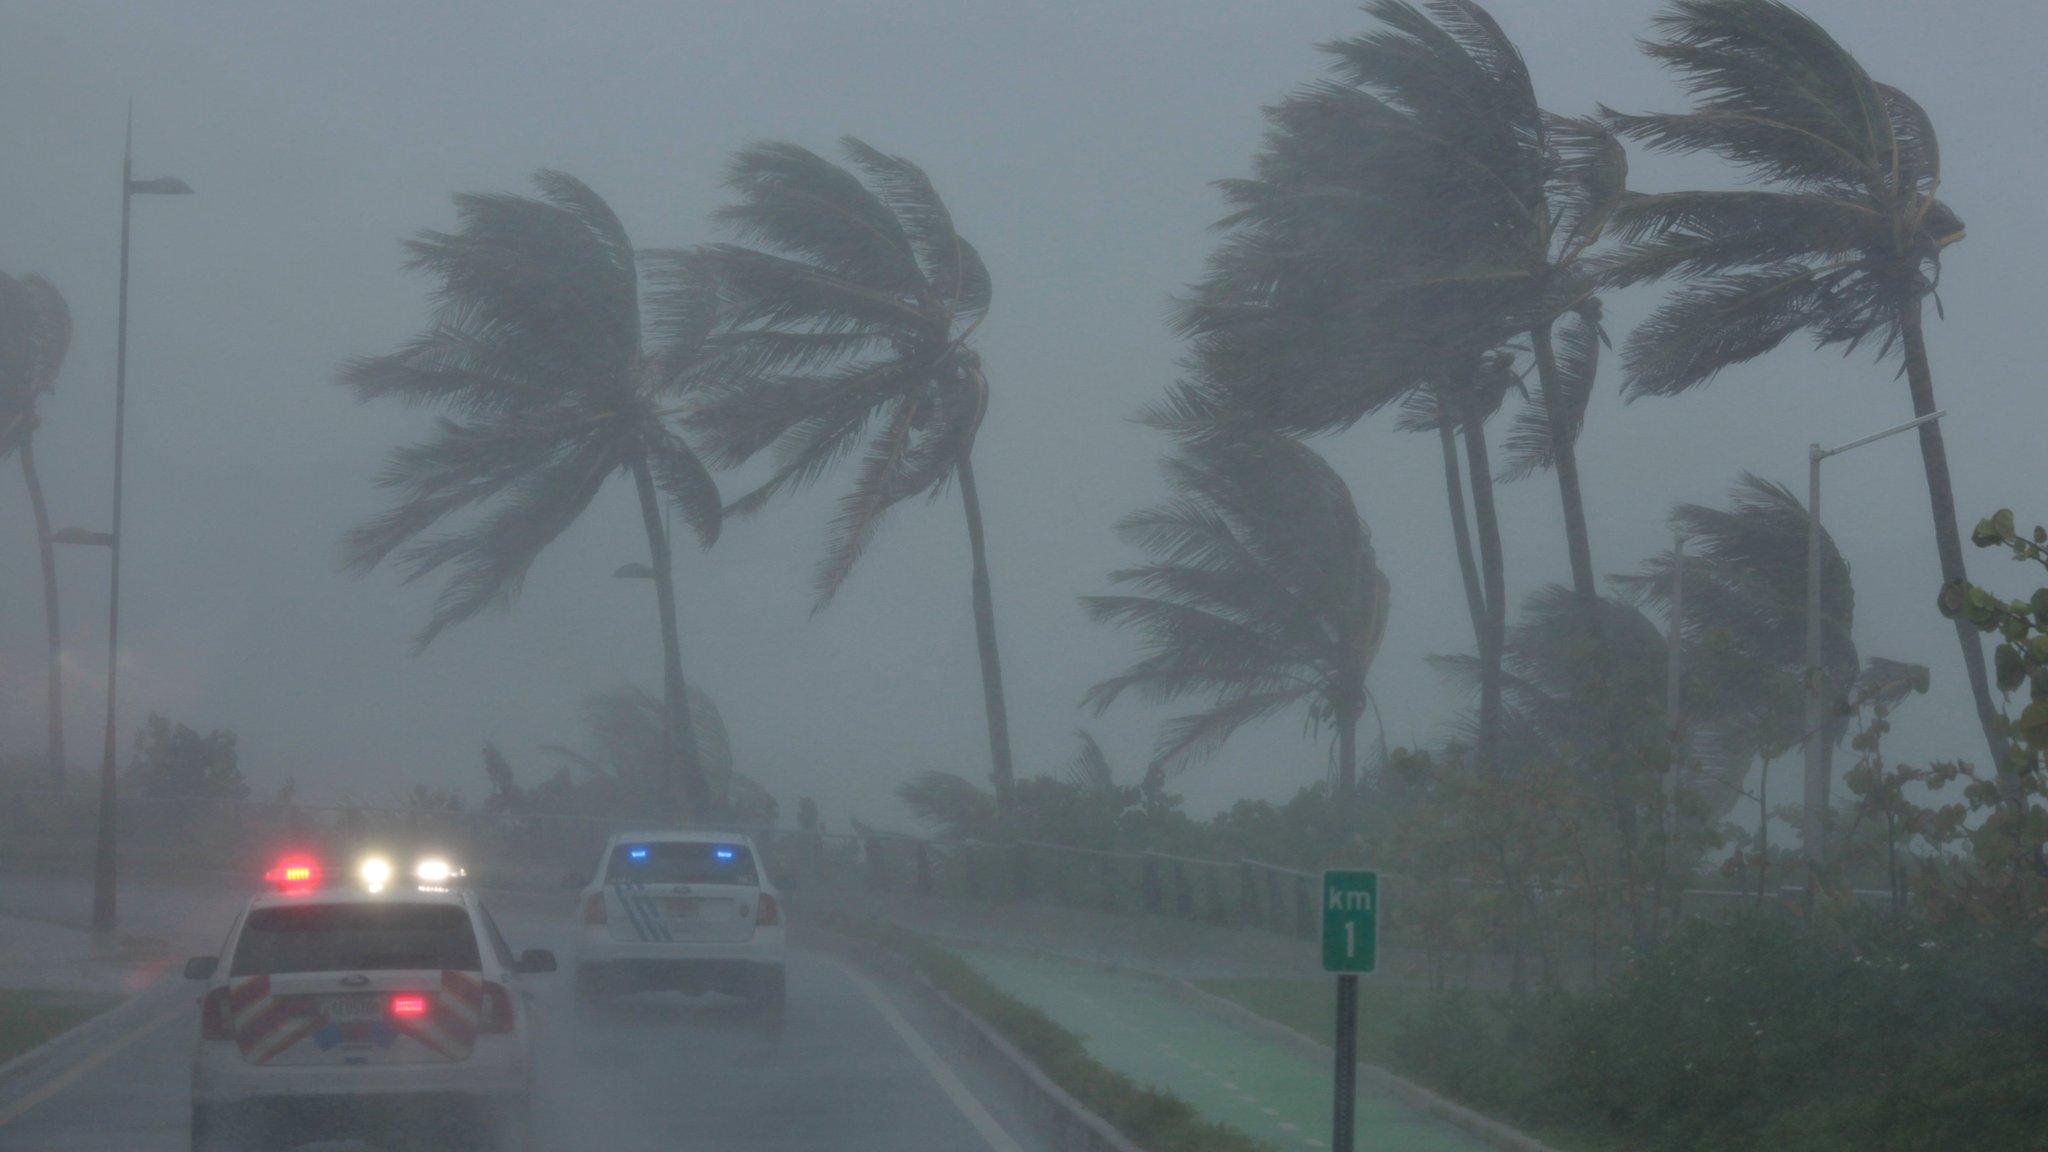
[0,1009,183,1128]
[835,961,1028,1152]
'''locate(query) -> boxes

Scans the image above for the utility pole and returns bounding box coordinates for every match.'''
[89,102,191,936]
[1801,410,1945,901]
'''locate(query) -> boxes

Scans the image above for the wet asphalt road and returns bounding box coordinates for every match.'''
[0,877,1047,1152]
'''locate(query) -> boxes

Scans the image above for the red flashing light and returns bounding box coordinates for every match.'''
[264,855,323,893]
[389,994,429,1018]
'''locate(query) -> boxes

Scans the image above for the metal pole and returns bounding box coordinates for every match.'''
[1659,533,1686,927]
[90,104,134,937]
[1795,407,1943,905]
[1801,445,1825,901]
[1664,532,1687,778]
[1332,973,1358,1152]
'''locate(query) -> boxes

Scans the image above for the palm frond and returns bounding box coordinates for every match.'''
[1619,262,1836,398]
[897,770,996,840]
[1062,731,1117,792]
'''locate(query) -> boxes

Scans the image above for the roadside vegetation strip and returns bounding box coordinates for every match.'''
[817,911,1274,1152]
[0,991,121,1066]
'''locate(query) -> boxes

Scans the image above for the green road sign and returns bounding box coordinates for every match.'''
[1321,870,1379,973]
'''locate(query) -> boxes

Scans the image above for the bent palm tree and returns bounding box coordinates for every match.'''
[0,271,75,783]
[671,139,1015,804]
[1082,434,1389,797]
[1164,1,1624,613]
[1616,474,1858,866]
[341,172,722,813]
[1599,0,1998,776]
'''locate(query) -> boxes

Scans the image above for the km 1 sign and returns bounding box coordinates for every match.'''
[1320,869,1378,973]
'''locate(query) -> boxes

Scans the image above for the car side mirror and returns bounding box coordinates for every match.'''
[184,955,219,980]
[516,948,557,975]
[561,871,587,890]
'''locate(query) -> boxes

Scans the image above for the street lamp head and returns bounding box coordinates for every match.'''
[127,176,192,196]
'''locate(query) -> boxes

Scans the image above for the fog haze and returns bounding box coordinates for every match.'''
[5,0,2045,828]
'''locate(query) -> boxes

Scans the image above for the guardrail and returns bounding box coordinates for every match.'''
[0,786,1897,982]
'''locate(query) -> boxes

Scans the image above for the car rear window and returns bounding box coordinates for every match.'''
[230,903,481,975]
[605,841,758,885]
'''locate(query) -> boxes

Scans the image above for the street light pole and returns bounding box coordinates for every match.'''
[89,102,191,936]
[1800,409,1946,900]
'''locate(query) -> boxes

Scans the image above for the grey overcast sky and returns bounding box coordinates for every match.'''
[3,0,2044,830]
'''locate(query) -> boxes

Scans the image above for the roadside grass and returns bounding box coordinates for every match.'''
[1195,979,1623,1152]
[0,990,120,1065]
[817,911,1275,1152]
[1192,977,1437,1067]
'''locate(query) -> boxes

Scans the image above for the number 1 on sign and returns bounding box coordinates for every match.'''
[1344,921,1357,957]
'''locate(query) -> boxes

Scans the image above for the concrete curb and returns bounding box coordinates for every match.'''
[808,927,1146,1152]
[1160,979,1563,1152]
[0,978,177,1102]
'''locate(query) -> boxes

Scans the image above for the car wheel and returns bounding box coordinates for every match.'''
[189,1104,247,1152]
[573,965,605,1014]
[755,967,786,1015]
[491,1099,535,1152]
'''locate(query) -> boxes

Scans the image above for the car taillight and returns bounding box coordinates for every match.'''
[390,994,428,1018]
[477,980,515,1034]
[200,987,233,1040]
[755,892,781,927]
[581,891,607,926]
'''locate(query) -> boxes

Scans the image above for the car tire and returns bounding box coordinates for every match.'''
[189,1104,247,1152]
[573,964,605,1014]
[755,966,786,1016]
[491,1099,535,1152]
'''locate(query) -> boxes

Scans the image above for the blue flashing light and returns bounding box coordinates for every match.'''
[628,846,649,861]
[714,847,736,860]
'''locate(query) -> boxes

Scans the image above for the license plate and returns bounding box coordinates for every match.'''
[320,996,385,1023]
[662,897,699,916]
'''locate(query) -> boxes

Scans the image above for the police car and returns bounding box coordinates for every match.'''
[184,853,554,1152]
[573,831,786,1013]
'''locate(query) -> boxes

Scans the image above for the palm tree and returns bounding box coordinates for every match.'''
[1164,1,1624,611]
[670,139,1015,804]
[1082,434,1389,797]
[1616,474,1858,868]
[1598,0,2000,777]
[341,172,722,813]
[0,270,75,783]
[1156,2,1626,770]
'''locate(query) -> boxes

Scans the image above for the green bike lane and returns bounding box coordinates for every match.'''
[957,947,1490,1152]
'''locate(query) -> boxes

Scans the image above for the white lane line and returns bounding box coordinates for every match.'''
[835,962,1028,1152]
[0,1009,183,1128]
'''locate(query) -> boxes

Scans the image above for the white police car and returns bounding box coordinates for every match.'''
[185,854,554,1152]
[573,831,786,1013]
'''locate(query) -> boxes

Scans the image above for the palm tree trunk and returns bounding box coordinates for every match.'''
[1530,324,1599,610]
[1438,418,1488,654]
[629,454,709,814]
[21,442,66,784]
[955,453,1017,808]
[1336,710,1359,801]
[1756,755,1771,906]
[1463,418,1508,775]
[1900,301,2011,801]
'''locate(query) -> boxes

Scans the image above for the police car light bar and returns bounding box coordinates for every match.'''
[264,854,323,893]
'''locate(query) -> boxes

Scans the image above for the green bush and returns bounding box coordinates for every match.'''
[1387,912,2048,1152]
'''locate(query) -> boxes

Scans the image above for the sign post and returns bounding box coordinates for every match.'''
[1321,870,1378,1152]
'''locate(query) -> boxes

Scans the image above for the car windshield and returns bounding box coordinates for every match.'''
[229,904,481,975]
[606,842,758,886]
